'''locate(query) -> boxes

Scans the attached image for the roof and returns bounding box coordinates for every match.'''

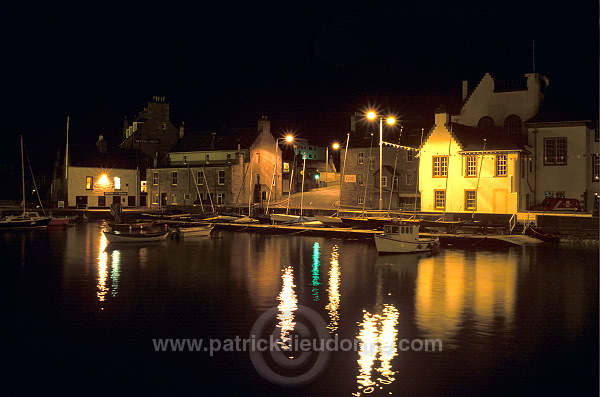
[449,123,527,152]
[68,144,148,169]
[169,128,258,152]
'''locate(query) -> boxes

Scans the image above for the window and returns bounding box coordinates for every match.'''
[478,116,495,130]
[433,156,448,177]
[256,153,260,163]
[357,196,364,205]
[358,152,364,164]
[227,153,231,163]
[407,150,413,162]
[283,162,290,172]
[496,155,507,176]
[434,190,446,210]
[382,176,387,187]
[218,170,225,185]
[85,176,93,190]
[369,158,375,170]
[197,171,204,185]
[466,156,477,177]
[141,181,147,193]
[98,196,106,206]
[152,193,159,204]
[465,190,477,210]
[357,174,364,186]
[172,171,178,185]
[544,138,567,165]
[114,177,121,190]
[593,154,599,182]
[406,173,413,185]
[205,154,210,163]
[171,194,177,204]
[152,172,158,185]
[393,176,399,189]
[216,193,224,205]
[504,115,522,134]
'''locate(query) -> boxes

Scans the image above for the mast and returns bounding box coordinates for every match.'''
[20,135,25,214]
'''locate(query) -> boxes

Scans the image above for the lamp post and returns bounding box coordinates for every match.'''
[325,142,340,186]
[367,111,396,211]
[266,134,294,213]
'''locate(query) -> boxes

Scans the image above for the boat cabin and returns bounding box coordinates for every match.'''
[383,224,418,236]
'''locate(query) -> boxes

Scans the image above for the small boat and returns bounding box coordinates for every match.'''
[173,224,214,238]
[48,216,72,226]
[525,225,560,243]
[0,211,52,229]
[375,223,440,254]
[270,214,300,223]
[282,216,324,227]
[103,230,170,243]
[108,220,155,231]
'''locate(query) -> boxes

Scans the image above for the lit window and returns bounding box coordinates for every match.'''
[114,177,121,190]
[357,196,364,205]
[544,138,567,165]
[496,155,507,176]
[218,170,225,185]
[141,181,147,193]
[172,171,178,185]
[466,156,477,177]
[433,156,448,177]
[283,162,290,172]
[434,190,446,209]
[358,152,364,165]
[465,190,477,210]
[86,176,93,190]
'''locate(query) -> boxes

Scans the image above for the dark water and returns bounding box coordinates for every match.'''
[3,223,598,396]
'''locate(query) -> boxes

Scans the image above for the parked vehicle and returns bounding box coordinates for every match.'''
[530,198,582,212]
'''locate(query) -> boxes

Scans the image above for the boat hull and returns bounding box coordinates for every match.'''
[176,225,214,237]
[103,230,170,243]
[375,234,440,254]
[0,217,51,229]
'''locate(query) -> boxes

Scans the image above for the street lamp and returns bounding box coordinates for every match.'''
[366,111,396,211]
[325,142,340,185]
[266,134,294,213]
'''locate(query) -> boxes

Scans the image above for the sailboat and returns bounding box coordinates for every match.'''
[0,136,51,229]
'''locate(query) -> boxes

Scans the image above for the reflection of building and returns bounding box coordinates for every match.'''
[414,250,517,342]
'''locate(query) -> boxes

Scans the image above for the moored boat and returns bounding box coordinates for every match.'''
[103,230,170,243]
[525,225,560,243]
[0,212,52,229]
[173,224,214,238]
[375,223,440,254]
[108,220,155,231]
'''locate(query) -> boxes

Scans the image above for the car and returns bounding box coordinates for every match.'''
[530,198,582,212]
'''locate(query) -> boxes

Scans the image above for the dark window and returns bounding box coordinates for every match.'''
[504,115,522,134]
[478,116,495,130]
[544,138,567,165]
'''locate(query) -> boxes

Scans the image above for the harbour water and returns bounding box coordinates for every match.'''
[4,223,598,395]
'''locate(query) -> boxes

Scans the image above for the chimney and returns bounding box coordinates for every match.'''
[96,135,107,153]
[462,80,469,101]
[434,105,450,128]
[257,115,270,135]
[179,122,185,138]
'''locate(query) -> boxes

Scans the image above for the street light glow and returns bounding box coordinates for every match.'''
[366,111,377,120]
[332,142,340,150]
[285,134,294,143]
[386,117,396,126]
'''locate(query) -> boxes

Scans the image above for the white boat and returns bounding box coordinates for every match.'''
[270,214,300,223]
[0,136,51,230]
[375,224,440,254]
[103,230,170,243]
[175,224,214,237]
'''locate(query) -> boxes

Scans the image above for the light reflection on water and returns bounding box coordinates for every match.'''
[5,223,597,395]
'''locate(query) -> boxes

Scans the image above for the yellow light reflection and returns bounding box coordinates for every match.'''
[111,249,121,297]
[277,266,297,349]
[97,233,109,303]
[326,245,340,333]
[354,303,400,395]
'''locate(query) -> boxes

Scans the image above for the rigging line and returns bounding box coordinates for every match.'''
[187,162,205,213]
[234,151,252,211]
[361,133,375,216]
[387,127,403,213]
[413,128,425,217]
[443,125,452,218]
[25,150,45,215]
[202,165,215,212]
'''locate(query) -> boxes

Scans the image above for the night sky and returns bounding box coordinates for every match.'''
[2,1,598,180]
